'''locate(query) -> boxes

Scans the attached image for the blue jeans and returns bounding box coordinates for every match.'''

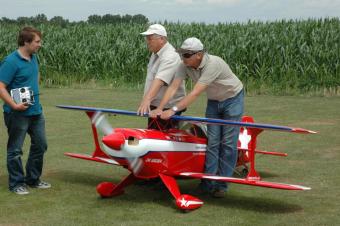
[4,112,48,190]
[200,89,244,192]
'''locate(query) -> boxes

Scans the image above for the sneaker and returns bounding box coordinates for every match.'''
[212,189,226,198]
[29,181,51,189]
[12,185,29,195]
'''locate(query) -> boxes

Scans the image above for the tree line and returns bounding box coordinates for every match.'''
[0,13,149,27]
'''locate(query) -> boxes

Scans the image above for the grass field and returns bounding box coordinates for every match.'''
[0,88,339,226]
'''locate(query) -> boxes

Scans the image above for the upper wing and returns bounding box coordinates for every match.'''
[56,105,316,134]
[177,172,311,191]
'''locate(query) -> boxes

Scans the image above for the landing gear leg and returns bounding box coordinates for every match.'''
[159,173,203,211]
[97,173,137,197]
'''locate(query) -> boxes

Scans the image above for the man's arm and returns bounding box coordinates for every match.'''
[0,82,28,111]
[160,82,207,120]
[137,78,165,116]
[149,77,184,118]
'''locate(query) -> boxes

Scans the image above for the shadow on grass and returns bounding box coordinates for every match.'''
[48,170,303,214]
[47,169,123,187]
[255,171,280,179]
[201,194,302,214]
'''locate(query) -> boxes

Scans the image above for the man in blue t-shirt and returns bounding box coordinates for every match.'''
[0,27,50,195]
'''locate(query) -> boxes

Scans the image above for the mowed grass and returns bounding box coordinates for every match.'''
[0,87,339,226]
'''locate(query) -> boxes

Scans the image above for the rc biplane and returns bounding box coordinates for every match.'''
[57,105,316,211]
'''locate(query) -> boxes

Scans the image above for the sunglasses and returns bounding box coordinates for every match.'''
[181,52,198,59]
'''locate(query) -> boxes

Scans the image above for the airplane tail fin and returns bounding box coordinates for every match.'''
[237,116,288,179]
[237,116,261,178]
[237,115,256,163]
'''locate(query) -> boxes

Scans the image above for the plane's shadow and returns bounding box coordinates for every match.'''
[49,169,115,187]
[50,170,303,214]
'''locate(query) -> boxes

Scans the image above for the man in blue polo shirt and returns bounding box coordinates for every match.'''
[0,27,50,195]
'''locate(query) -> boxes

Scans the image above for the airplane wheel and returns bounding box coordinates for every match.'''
[97,182,115,197]
[175,194,203,211]
[97,182,124,198]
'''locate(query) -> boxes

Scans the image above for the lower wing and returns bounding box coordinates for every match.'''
[177,172,310,190]
[65,152,121,166]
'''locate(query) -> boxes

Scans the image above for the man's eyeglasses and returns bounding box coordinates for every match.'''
[181,52,197,59]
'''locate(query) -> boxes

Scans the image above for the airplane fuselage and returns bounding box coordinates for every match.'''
[101,128,207,178]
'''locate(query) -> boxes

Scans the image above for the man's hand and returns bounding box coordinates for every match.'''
[137,100,151,116]
[13,103,29,111]
[161,109,175,120]
[149,108,163,118]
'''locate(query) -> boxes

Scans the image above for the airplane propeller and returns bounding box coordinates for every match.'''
[91,111,143,175]
[92,111,113,135]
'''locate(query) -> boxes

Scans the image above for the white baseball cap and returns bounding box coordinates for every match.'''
[140,24,167,37]
[177,37,204,54]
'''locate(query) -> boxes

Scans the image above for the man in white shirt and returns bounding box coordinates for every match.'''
[137,24,186,130]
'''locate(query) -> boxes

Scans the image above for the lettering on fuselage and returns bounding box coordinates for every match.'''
[145,158,163,163]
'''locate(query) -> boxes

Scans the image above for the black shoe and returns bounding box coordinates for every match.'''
[194,185,211,196]
[211,189,226,198]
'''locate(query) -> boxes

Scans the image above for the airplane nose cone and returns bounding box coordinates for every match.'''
[102,132,125,150]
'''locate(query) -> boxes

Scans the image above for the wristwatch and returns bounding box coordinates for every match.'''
[171,106,179,112]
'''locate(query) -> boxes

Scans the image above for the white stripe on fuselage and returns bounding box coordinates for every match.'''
[102,139,206,158]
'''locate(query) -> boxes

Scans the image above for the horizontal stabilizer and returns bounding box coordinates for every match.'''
[238,148,288,157]
[254,149,288,157]
[64,152,120,166]
[178,172,311,191]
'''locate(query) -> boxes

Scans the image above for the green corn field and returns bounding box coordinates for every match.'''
[0,18,339,95]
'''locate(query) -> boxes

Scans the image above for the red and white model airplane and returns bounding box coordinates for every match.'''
[57,105,316,211]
